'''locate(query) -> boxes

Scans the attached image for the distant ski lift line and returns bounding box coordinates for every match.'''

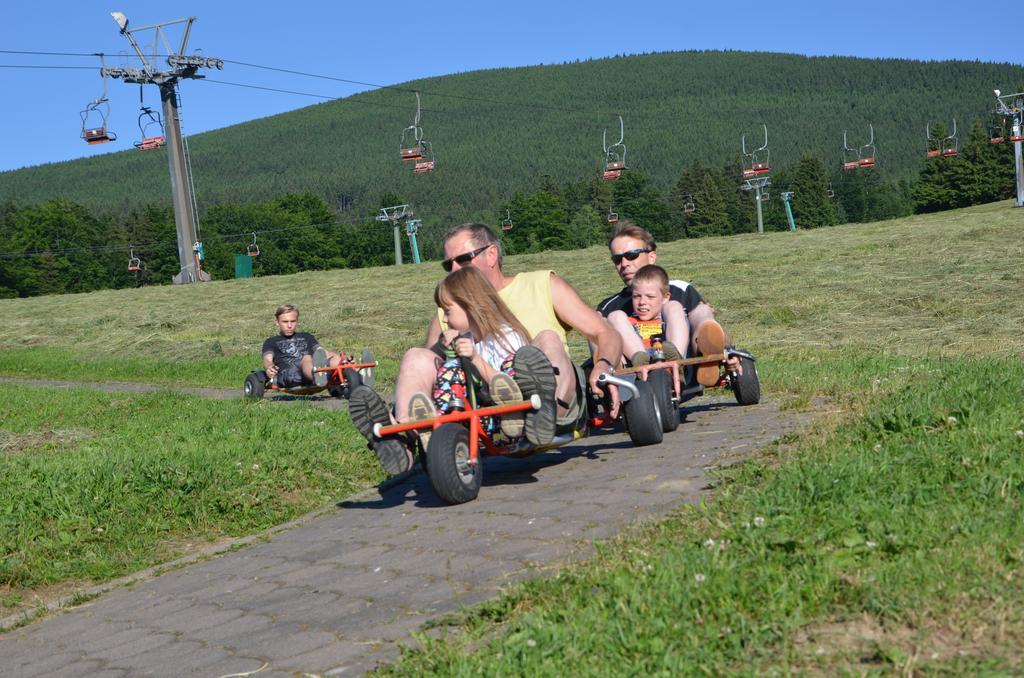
[741,124,770,178]
[80,54,116,145]
[602,115,627,181]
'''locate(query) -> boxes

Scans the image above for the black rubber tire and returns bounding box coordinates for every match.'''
[328,385,347,399]
[359,349,376,388]
[732,353,761,405]
[243,373,265,399]
[647,369,679,432]
[623,380,664,446]
[425,423,481,505]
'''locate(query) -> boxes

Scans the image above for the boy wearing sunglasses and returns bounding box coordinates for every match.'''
[605,264,687,367]
[597,221,740,384]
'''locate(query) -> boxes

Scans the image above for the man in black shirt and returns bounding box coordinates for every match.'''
[597,221,740,380]
[262,304,341,387]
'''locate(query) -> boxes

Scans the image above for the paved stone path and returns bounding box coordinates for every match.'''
[0,376,349,409]
[0,395,805,676]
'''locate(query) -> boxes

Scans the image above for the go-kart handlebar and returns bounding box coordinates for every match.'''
[596,371,640,399]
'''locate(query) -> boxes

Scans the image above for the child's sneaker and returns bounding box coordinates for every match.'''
[661,340,683,362]
[312,347,329,387]
[694,320,726,387]
[407,391,437,451]
[349,386,412,475]
[512,346,557,446]
[489,373,525,439]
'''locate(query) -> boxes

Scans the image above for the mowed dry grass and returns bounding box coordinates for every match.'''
[1,200,1021,369]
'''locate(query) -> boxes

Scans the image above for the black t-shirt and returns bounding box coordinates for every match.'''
[261,332,321,369]
[596,280,704,317]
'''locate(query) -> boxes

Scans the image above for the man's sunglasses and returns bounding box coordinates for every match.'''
[610,248,651,265]
[442,244,491,272]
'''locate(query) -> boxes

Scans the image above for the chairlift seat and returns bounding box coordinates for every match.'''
[605,160,626,171]
[859,158,876,168]
[1011,135,1024,143]
[128,257,141,272]
[602,170,621,181]
[842,161,859,171]
[991,137,1005,144]
[135,136,165,151]
[942,148,958,157]
[83,128,113,144]
[926,149,941,158]
[742,169,756,180]
[247,244,260,257]
[400,147,423,161]
[413,160,435,173]
[501,223,513,231]
[684,205,695,214]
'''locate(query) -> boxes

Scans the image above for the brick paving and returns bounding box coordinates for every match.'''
[0,395,805,676]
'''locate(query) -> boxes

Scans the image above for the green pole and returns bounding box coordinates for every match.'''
[781,192,797,231]
[409,232,421,264]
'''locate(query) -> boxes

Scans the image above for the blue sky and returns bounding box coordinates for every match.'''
[0,1,1015,173]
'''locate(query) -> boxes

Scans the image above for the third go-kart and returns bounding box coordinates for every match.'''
[612,345,760,434]
[372,355,663,505]
[244,349,377,400]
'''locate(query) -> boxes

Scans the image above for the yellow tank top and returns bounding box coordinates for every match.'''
[437,270,569,349]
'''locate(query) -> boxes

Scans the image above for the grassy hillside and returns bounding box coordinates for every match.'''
[0,199,1020,386]
[2,202,1023,669]
[1,51,1021,226]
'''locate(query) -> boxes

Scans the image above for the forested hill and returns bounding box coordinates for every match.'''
[2,50,1021,221]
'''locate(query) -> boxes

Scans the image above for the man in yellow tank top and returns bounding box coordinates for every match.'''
[348,223,622,477]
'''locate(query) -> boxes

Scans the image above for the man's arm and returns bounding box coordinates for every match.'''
[548,273,622,409]
[424,313,443,349]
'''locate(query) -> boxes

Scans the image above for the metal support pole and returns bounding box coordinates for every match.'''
[409,232,421,264]
[163,83,208,283]
[1014,139,1024,207]
[993,92,1024,208]
[781,192,796,231]
[754,186,764,234]
[104,13,222,284]
[393,225,403,266]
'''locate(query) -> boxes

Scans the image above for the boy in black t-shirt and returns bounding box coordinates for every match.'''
[262,304,341,387]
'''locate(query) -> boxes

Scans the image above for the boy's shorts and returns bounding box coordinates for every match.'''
[276,364,310,388]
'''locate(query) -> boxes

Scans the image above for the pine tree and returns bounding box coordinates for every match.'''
[789,154,837,229]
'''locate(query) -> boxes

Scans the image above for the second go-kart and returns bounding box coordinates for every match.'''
[372,355,664,505]
[613,339,760,434]
[244,349,377,400]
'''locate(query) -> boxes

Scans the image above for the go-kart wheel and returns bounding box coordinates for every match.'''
[328,385,347,399]
[341,367,362,392]
[731,352,760,405]
[359,349,376,388]
[623,380,663,446]
[425,423,481,505]
[647,369,679,432]
[244,373,265,399]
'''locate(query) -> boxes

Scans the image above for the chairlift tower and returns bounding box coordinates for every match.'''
[994,90,1024,207]
[376,205,413,265]
[740,125,771,234]
[102,12,224,284]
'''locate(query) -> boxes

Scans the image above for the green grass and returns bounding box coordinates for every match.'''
[380,355,1024,674]
[1,200,1023,668]
[0,200,1020,387]
[0,385,378,594]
